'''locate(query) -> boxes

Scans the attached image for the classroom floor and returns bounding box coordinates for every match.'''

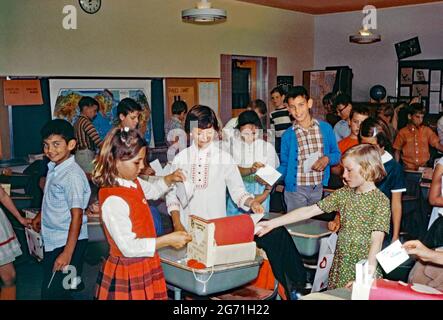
[15,241,109,300]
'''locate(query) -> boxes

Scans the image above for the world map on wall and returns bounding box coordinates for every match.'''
[53,89,152,144]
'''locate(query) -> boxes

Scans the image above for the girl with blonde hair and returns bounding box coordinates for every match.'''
[257,144,391,289]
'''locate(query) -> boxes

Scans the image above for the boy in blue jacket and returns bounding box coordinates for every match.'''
[277,86,341,211]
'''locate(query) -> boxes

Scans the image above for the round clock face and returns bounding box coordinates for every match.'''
[79,0,101,14]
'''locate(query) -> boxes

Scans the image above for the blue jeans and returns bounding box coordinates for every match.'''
[284,185,323,212]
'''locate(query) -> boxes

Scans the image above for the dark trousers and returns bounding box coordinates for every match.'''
[41,239,88,300]
[254,226,306,295]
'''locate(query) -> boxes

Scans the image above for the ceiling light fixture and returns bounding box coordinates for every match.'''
[182,0,227,23]
[350,28,381,44]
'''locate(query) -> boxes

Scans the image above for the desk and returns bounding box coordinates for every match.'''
[0,173,31,190]
[265,213,331,257]
[301,288,351,300]
[158,247,262,300]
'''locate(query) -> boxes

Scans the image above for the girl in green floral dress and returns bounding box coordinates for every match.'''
[256,144,391,289]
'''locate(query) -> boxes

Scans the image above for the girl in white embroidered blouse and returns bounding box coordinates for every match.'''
[166,105,307,298]
[166,105,264,232]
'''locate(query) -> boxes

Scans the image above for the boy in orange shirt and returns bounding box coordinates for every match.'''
[338,105,370,153]
[329,105,370,188]
[393,103,443,170]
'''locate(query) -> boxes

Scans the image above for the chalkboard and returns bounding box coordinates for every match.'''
[11,79,51,158]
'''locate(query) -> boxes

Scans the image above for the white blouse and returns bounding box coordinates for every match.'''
[101,176,170,258]
[166,142,253,229]
[225,136,280,169]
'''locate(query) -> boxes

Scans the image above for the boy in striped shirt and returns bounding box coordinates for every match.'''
[73,96,103,174]
[270,86,292,154]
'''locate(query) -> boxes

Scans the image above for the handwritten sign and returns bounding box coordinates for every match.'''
[3,79,43,106]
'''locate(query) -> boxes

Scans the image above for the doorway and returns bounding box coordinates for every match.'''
[220,54,277,126]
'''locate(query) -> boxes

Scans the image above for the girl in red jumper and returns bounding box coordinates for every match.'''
[92,127,191,300]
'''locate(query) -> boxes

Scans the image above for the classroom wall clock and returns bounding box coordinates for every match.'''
[79,0,101,14]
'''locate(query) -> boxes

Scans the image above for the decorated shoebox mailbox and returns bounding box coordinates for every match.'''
[352,259,443,300]
[187,214,260,268]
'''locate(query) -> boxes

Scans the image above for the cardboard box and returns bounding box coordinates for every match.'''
[187,215,257,267]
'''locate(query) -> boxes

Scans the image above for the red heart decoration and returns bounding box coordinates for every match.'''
[320,257,327,269]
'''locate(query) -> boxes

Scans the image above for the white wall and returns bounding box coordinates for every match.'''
[0,0,314,82]
[314,2,443,101]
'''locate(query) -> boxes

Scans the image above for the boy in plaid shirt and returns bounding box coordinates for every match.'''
[277,86,341,211]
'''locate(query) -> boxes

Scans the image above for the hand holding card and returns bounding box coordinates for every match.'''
[376,240,410,274]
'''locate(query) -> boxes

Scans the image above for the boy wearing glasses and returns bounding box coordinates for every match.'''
[333,93,353,142]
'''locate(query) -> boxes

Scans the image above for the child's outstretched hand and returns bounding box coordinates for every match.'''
[255,220,276,237]
[250,200,264,214]
[164,169,186,186]
[167,231,192,249]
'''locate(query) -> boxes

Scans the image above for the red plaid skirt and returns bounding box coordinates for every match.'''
[95,255,167,300]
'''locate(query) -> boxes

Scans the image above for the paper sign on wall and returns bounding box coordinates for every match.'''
[3,79,43,106]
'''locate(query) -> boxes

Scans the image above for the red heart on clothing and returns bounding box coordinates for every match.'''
[320,257,327,269]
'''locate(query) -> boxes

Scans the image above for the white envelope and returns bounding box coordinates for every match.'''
[255,165,282,186]
[25,228,44,261]
[149,159,165,176]
[176,174,195,209]
[303,152,320,173]
[376,240,410,274]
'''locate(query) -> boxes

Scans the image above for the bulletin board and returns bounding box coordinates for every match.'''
[303,70,337,120]
[398,60,443,114]
[164,78,220,120]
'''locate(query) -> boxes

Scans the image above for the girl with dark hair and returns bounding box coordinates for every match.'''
[92,127,191,300]
[249,99,268,129]
[225,110,279,215]
[166,105,307,299]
